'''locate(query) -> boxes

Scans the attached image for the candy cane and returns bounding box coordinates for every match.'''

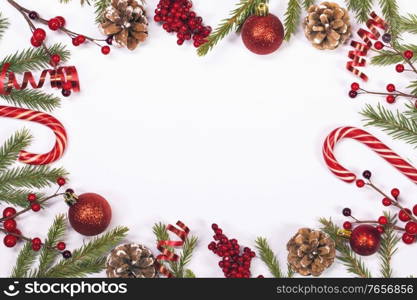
[0,106,67,165]
[346,12,386,82]
[323,127,417,184]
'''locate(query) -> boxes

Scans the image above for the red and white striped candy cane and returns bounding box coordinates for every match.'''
[323,127,417,184]
[0,106,67,165]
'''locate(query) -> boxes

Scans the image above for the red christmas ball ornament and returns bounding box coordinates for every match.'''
[349,225,381,256]
[241,3,284,55]
[66,192,112,236]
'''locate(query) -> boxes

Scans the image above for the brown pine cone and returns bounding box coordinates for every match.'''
[287,228,336,276]
[100,0,148,50]
[106,243,157,278]
[303,2,351,50]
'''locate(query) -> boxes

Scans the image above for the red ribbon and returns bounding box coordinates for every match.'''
[0,63,80,95]
[156,221,190,278]
[346,12,386,82]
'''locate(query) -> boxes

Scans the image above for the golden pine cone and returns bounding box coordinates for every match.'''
[106,243,157,278]
[100,0,148,50]
[303,2,351,50]
[287,228,336,276]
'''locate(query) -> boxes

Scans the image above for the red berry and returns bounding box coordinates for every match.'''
[57,177,66,186]
[30,36,42,47]
[32,243,41,251]
[56,16,66,28]
[378,216,388,225]
[374,41,384,50]
[31,203,41,212]
[343,221,352,230]
[386,95,396,104]
[4,234,17,248]
[382,198,392,206]
[29,11,39,20]
[405,222,417,235]
[356,179,365,188]
[2,207,16,218]
[62,89,71,97]
[211,224,218,230]
[376,225,385,234]
[32,237,42,245]
[50,54,61,66]
[351,82,360,91]
[4,219,17,232]
[349,90,358,98]
[101,46,111,55]
[75,35,86,44]
[72,38,80,46]
[33,28,46,41]
[48,18,61,31]
[391,188,400,198]
[402,233,415,244]
[399,208,412,222]
[386,84,396,92]
[404,50,414,60]
[27,193,37,202]
[396,64,405,73]
[56,242,66,251]
[413,204,417,216]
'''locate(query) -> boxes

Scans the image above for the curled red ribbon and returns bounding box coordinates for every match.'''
[0,63,80,95]
[156,221,190,278]
[346,12,386,82]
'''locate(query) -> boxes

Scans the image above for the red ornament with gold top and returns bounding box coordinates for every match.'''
[241,3,284,55]
[65,191,112,236]
[349,225,381,256]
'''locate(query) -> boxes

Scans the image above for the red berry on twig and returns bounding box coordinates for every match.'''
[57,177,66,186]
[382,198,392,206]
[396,64,405,73]
[56,16,66,28]
[374,41,384,50]
[399,208,412,222]
[386,95,395,104]
[31,203,41,212]
[33,28,46,41]
[402,233,415,244]
[343,221,352,230]
[30,36,42,47]
[4,219,17,232]
[378,216,388,225]
[356,179,365,188]
[2,207,16,218]
[27,193,37,202]
[48,18,61,31]
[405,222,417,235]
[3,235,17,248]
[349,90,358,98]
[391,188,400,198]
[101,46,111,55]
[57,242,66,251]
[386,84,396,93]
[376,225,385,234]
[404,50,414,60]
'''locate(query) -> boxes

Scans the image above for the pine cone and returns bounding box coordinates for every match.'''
[100,0,148,50]
[106,243,157,278]
[303,2,351,50]
[287,228,336,276]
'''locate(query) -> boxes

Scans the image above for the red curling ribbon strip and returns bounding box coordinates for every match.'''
[347,12,386,82]
[156,221,190,278]
[0,106,67,165]
[0,63,80,95]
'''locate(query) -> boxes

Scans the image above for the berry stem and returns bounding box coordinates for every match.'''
[351,219,405,231]
[389,43,417,75]
[359,88,417,100]
[0,227,63,252]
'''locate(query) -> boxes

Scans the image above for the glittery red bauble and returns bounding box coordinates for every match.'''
[241,13,284,55]
[349,225,381,256]
[68,193,112,236]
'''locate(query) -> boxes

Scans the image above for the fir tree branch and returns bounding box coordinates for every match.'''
[153,222,179,275]
[184,269,196,278]
[345,0,374,23]
[255,237,283,278]
[35,214,67,277]
[0,12,9,42]
[361,103,417,147]
[378,212,399,278]
[43,226,128,278]
[0,166,67,190]
[0,186,44,207]
[11,242,38,278]
[284,0,302,41]
[302,0,315,10]
[320,218,372,278]
[371,44,417,66]
[1,44,70,73]
[287,263,295,278]
[94,0,111,23]
[0,129,31,172]
[197,0,269,56]
[0,89,61,112]
[399,14,417,35]
[175,236,198,278]
[378,0,400,39]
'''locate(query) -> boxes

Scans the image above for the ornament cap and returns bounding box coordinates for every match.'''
[64,190,78,206]
[256,3,269,16]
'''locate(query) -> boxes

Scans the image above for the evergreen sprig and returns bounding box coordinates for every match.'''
[11,242,39,278]
[302,0,315,10]
[361,104,417,147]
[0,89,61,112]
[0,129,31,172]
[197,0,269,56]
[94,0,111,23]
[399,14,417,35]
[284,0,302,41]
[255,237,284,278]
[320,218,372,278]
[0,12,9,42]
[345,0,374,23]
[378,212,400,278]
[0,186,44,207]
[378,0,400,39]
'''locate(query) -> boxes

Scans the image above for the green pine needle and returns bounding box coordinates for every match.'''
[94,0,111,23]
[35,214,67,277]
[302,0,315,10]
[43,226,128,278]
[0,165,67,190]
[255,237,283,278]
[1,44,70,74]
[11,242,39,278]
[287,263,295,277]
[378,0,400,39]
[197,0,269,56]
[0,186,44,207]
[361,103,417,147]
[0,129,31,172]
[378,212,400,278]
[184,269,196,278]
[345,0,375,23]
[399,14,417,34]
[0,12,9,42]
[0,89,61,112]
[284,0,302,41]
[320,218,372,278]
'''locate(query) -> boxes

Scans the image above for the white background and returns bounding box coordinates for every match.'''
[1,0,417,277]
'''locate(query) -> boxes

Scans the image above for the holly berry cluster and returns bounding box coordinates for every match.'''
[342,170,417,246]
[208,224,257,278]
[154,0,211,47]
[0,177,72,259]
[348,33,417,105]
